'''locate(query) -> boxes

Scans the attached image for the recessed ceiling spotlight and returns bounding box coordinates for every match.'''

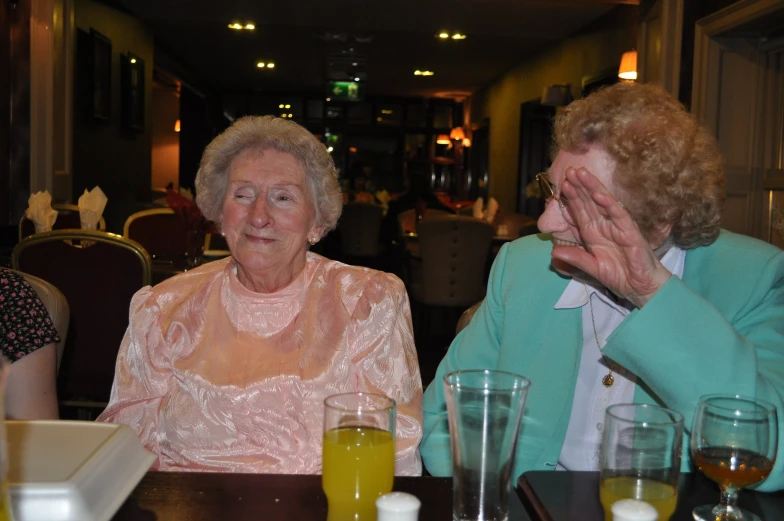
[257,62,266,68]
[267,62,275,68]
[414,70,434,76]
[285,104,291,109]
[229,22,254,30]
[452,33,466,40]
[438,32,449,39]
[354,77,360,82]
[257,62,275,69]
[279,104,284,109]
[130,58,137,64]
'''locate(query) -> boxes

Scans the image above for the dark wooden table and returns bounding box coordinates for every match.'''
[112,471,532,521]
[518,471,784,521]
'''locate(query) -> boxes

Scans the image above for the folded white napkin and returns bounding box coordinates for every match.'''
[485,197,500,223]
[472,197,485,220]
[26,191,58,233]
[78,186,108,230]
[180,187,194,201]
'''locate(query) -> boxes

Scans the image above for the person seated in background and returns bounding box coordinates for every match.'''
[351,175,377,204]
[98,115,423,475]
[0,268,59,419]
[380,166,455,246]
[420,82,784,490]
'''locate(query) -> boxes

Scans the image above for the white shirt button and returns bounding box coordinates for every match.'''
[596,422,603,431]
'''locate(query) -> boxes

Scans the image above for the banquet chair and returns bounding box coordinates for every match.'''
[409,215,494,343]
[19,203,106,241]
[16,270,70,374]
[339,202,384,259]
[123,207,188,260]
[492,212,539,238]
[12,230,152,418]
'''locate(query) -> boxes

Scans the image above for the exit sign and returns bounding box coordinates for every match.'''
[328,81,365,101]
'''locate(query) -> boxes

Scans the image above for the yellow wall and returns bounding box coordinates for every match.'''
[469,7,638,212]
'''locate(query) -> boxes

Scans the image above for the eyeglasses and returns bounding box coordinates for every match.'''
[536,172,568,210]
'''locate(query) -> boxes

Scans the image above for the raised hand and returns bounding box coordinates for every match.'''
[552,167,672,308]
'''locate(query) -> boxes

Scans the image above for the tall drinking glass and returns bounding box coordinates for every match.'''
[0,356,14,521]
[322,392,396,521]
[691,394,778,521]
[600,404,684,521]
[444,370,530,521]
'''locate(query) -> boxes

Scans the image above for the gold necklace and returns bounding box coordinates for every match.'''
[588,293,616,388]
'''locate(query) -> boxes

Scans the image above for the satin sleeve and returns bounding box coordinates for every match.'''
[350,272,423,476]
[96,286,169,468]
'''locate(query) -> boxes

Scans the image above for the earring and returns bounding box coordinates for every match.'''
[308,237,316,245]
[221,231,226,237]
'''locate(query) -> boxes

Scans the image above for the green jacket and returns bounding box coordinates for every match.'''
[421,230,784,492]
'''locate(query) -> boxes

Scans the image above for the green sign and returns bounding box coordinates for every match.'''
[328,81,365,101]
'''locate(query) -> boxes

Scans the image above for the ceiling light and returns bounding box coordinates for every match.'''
[452,33,466,40]
[436,134,451,145]
[228,23,243,30]
[326,97,331,102]
[327,146,334,152]
[438,32,449,39]
[244,23,255,30]
[279,104,284,109]
[354,77,360,82]
[414,70,422,76]
[285,104,291,109]
[130,58,137,64]
[288,113,293,118]
[267,63,275,69]
[415,70,434,76]
[257,62,266,68]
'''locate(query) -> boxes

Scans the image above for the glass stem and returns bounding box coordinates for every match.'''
[720,487,739,512]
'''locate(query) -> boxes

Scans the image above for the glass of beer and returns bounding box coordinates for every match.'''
[691,394,778,521]
[600,404,684,521]
[322,392,396,521]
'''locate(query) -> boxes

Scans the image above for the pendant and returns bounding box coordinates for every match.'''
[602,373,615,387]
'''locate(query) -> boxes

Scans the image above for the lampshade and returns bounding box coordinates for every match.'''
[618,50,638,80]
[436,134,451,145]
[449,127,465,141]
[541,84,573,107]
[462,137,471,147]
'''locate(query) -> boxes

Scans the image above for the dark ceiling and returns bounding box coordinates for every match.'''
[115,0,638,99]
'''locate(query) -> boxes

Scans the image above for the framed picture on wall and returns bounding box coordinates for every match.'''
[121,52,145,132]
[89,29,112,122]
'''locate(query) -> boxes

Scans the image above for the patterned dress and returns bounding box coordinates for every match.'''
[0,268,60,362]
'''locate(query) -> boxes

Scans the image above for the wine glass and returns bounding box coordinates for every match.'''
[691,394,778,521]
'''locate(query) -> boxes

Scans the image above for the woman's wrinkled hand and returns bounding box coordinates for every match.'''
[552,167,672,308]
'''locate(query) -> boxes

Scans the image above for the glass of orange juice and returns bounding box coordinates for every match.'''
[322,392,396,521]
[600,404,684,521]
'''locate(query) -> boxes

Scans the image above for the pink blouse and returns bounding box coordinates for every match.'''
[97,253,423,475]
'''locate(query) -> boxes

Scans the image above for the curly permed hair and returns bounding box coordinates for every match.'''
[553,82,725,249]
[195,115,343,235]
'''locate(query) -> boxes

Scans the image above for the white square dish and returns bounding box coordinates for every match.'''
[6,420,155,521]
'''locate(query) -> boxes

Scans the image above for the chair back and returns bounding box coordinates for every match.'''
[339,203,384,257]
[19,203,106,241]
[13,270,70,374]
[12,230,152,406]
[124,208,188,259]
[456,299,483,335]
[416,215,495,306]
[493,212,538,238]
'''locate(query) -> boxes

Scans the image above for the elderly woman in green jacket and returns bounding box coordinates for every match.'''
[421,82,784,491]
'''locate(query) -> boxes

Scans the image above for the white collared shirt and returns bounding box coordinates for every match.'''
[555,246,686,471]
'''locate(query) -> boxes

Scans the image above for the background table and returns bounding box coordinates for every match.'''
[518,471,784,521]
[112,471,532,521]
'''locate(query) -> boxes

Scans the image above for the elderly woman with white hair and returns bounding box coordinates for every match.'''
[98,116,423,475]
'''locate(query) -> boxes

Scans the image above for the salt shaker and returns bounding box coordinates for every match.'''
[376,492,421,521]
[611,499,658,521]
